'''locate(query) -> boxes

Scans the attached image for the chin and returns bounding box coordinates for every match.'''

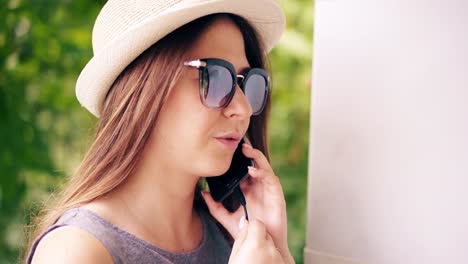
[202,156,232,177]
[195,142,235,177]
[204,165,230,177]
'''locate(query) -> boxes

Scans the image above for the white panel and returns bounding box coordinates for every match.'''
[305,0,468,263]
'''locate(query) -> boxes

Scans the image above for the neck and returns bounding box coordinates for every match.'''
[92,157,203,252]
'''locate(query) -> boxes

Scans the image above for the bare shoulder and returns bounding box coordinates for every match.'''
[31,226,113,264]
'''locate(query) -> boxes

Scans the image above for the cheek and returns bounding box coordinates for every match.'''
[154,80,235,176]
[150,118,235,177]
[175,119,234,176]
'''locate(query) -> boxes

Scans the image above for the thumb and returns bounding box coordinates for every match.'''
[201,191,238,236]
[230,218,249,258]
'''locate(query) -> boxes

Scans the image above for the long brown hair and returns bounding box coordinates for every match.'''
[24,13,271,260]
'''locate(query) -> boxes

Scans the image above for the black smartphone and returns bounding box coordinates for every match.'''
[206,137,253,202]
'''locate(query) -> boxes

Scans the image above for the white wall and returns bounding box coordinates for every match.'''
[305,0,468,263]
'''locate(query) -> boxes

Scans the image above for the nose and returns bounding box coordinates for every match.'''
[222,85,253,119]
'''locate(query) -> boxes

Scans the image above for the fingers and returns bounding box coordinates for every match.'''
[231,218,249,256]
[201,191,236,234]
[239,177,251,189]
[230,219,284,263]
[242,143,272,172]
[246,219,268,241]
[233,219,268,250]
[245,160,280,186]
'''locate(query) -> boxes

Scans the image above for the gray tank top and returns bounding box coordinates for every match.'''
[27,206,232,263]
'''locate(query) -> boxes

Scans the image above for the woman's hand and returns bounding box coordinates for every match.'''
[228,219,284,264]
[201,142,294,263]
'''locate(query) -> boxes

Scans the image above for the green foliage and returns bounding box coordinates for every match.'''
[270,1,313,262]
[0,0,313,263]
[1,1,104,262]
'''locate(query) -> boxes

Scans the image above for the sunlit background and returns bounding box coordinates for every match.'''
[0,0,313,263]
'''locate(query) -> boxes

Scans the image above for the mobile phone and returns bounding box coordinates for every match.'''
[206,137,253,202]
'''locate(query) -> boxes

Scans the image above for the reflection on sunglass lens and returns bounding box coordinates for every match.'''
[244,74,267,114]
[205,65,233,107]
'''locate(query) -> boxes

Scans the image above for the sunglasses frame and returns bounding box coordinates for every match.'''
[184,58,269,115]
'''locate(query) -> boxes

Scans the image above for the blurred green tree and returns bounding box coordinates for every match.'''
[270,1,313,262]
[0,0,312,263]
[1,1,104,262]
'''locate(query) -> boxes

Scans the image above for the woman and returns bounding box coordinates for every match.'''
[25,0,294,263]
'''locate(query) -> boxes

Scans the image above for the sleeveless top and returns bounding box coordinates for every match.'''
[27,206,232,263]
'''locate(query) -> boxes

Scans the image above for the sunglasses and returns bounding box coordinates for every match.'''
[183,58,269,115]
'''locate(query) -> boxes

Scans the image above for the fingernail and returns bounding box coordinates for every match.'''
[238,217,245,229]
[243,143,252,149]
[248,166,257,171]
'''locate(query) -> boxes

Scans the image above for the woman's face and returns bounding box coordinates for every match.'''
[148,17,253,178]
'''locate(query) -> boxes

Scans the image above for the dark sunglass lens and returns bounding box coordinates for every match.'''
[244,74,267,114]
[204,65,234,107]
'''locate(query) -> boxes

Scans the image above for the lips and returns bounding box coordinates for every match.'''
[214,132,242,150]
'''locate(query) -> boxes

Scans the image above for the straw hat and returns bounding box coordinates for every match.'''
[75,0,286,117]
